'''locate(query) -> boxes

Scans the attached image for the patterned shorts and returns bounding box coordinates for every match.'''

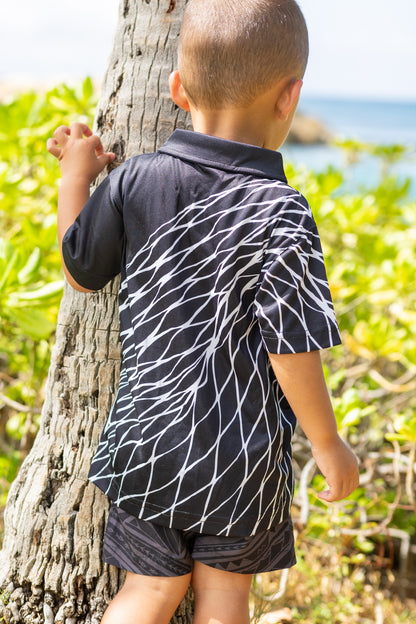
[103,504,296,576]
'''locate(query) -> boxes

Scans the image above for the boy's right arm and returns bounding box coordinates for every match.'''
[47,122,115,291]
[268,350,359,502]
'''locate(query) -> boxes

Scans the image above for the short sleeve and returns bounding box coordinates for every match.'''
[254,203,341,354]
[62,173,124,290]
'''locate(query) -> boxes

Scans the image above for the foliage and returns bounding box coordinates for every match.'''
[0,78,97,510]
[1,82,416,622]
[287,149,416,535]
[272,146,416,622]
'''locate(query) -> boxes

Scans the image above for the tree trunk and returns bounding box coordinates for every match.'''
[0,1,192,622]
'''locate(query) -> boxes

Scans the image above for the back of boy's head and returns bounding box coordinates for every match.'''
[178,0,309,110]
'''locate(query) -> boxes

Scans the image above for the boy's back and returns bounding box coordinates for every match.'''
[62,129,341,536]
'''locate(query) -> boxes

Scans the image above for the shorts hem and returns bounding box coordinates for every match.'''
[103,553,193,577]
[191,553,297,575]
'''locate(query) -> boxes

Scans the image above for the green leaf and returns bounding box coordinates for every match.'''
[17,247,42,284]
[6,280,64,305]
[0,246,20,291]
[82,76,94,101]
[10,308,57,339]
[341,407,362,427]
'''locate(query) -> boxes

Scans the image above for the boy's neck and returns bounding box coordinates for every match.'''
[190,107,289,152]
[188,82,297,152]
[190,110,264,148]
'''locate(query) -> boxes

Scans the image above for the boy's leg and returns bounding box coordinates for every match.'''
[191,561,252,624]
[101,570,192,624]
[189,519,296,623]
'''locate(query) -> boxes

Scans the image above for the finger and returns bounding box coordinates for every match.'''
[97,152,116,167]
[317,474,342,502]
[46,138,61,158]
[90,136,115,162]
[318,479,356,502]
[71,122,93,139]
[54,125,71,145]
[88,134,104,154]
[318,489,336,502]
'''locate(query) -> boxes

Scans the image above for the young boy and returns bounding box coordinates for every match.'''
[47,1,359,622]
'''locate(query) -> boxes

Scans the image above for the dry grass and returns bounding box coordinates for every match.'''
[250,530,416,624]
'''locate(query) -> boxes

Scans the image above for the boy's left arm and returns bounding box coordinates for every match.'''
[47,122,115,291]
[268,350,360,502]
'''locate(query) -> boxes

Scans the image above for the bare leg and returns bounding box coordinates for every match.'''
[101,570,192,624]
[191,561,252,624]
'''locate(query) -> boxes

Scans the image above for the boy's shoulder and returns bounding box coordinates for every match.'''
[106,149,167,197]
[109,150,159,176]
[106,130,315,224]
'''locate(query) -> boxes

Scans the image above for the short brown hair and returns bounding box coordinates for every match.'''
[178,0,309,110]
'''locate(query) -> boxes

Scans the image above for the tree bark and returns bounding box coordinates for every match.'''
[0,1,192,622]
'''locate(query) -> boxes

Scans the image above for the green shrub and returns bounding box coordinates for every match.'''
[0,78,97,508]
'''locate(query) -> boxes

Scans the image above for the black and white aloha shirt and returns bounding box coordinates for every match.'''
[62,129,341,536]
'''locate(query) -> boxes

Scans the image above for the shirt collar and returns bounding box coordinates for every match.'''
[159,129,287,183]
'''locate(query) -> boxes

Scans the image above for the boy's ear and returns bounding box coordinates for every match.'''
[275,78,303,121]
[169,70,191,112]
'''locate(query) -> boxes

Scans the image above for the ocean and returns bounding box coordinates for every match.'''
[281,97,416,196]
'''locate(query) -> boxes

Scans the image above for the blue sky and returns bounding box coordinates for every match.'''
[1,0,415,101]
[299,0,416,100]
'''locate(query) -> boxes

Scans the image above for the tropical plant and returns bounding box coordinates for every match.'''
[0,78,97,506]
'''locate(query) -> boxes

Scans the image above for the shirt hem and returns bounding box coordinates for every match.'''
[89,476,292,537]
[262,326,342,354]
[62,243,117,290]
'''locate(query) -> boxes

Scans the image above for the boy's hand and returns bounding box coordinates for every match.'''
[311,435,359,502]
[47,122,115,185]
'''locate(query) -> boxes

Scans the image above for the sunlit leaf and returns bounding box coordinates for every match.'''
[6,280,64,305]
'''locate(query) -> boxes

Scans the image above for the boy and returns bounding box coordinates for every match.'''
[47,1,359,622]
